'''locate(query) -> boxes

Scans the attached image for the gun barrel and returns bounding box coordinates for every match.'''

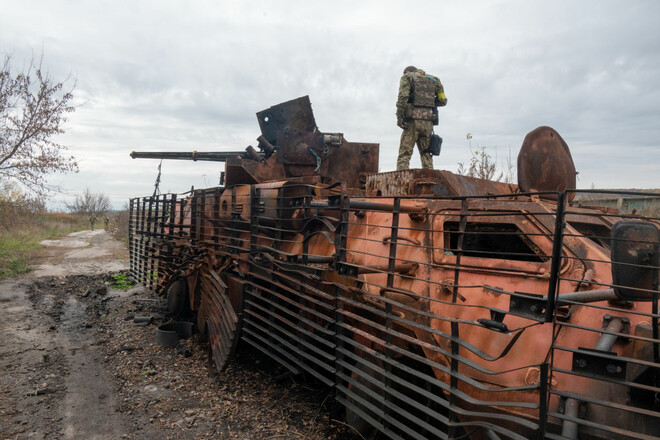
[130,151,247,162]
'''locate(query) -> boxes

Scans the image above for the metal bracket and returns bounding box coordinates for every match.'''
[508,293,547,322]
[572,347,627,380]
[602,314,630,338]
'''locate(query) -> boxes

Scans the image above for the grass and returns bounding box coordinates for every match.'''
[110,272,134,290]
[0,234,40,278]
[0,212,89,279]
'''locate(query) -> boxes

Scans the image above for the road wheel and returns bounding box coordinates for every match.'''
[166,278,189,317]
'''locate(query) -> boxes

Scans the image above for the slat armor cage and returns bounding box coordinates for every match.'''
[129,186,660,440]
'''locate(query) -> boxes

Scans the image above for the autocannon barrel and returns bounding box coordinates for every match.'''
[130,151,251,162]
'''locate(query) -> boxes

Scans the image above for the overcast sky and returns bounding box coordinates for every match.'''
[2,0,659,209]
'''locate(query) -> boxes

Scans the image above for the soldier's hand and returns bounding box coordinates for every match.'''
[397,117,408,129]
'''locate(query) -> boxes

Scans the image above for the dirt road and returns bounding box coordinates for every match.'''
[0,230,351,440]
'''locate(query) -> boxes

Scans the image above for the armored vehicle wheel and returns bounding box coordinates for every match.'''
[166,278,189,317]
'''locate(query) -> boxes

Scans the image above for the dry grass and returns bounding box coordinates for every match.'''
[0,209,88,279]
[112,208,130,243]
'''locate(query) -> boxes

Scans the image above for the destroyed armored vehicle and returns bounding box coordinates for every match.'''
[129,96,660,439]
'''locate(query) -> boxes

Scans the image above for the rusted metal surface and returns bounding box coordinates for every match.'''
[517,126,577,199]
[256,96,318,145]
[128,98,660,440]
[129,185,660,439]
[365,168,517,197]
[197,267,240,371]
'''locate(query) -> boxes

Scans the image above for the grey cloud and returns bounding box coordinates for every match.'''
[1,0,659,210]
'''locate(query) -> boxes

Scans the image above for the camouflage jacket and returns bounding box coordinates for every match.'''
[396,69,447,120]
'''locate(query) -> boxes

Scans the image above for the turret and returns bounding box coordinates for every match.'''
[131,96,379,190]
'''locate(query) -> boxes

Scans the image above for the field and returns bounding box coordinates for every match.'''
[0,207,90,278]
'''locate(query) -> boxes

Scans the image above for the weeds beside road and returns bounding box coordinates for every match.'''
[0,212,89,278]
[0,193,131,279]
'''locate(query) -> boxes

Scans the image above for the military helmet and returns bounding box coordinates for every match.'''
[403,65,417,74]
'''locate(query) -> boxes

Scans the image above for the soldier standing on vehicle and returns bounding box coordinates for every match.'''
[89,214,97,231]
[395,66,447,170]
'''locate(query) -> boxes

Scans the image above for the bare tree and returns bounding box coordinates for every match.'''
[66,187,111,215]
[0,53,78,195]
[0,181,46,230]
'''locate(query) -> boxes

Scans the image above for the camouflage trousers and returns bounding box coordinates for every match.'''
[396,119,434,170]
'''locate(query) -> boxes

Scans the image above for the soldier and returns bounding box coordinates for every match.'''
[395,66,447,170]
[104,215,110,231]
[89,214,97,231]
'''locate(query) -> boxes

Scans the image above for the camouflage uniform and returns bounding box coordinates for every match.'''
[396,68,447,170]
[89,214,97,231]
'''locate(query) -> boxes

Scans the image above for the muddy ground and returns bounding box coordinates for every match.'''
[0,230,354,439]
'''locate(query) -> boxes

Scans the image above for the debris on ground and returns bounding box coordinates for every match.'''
[1,272,354,439]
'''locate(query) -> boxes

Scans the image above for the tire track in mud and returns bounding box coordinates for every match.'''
[0,278,67,439]
[0,275,132,440]
[0,230,132,440]
[60,295,126,440]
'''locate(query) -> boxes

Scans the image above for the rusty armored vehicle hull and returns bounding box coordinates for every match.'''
[129,97,660,439]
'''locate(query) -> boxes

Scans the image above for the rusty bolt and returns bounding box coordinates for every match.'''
[606,364,622,375]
